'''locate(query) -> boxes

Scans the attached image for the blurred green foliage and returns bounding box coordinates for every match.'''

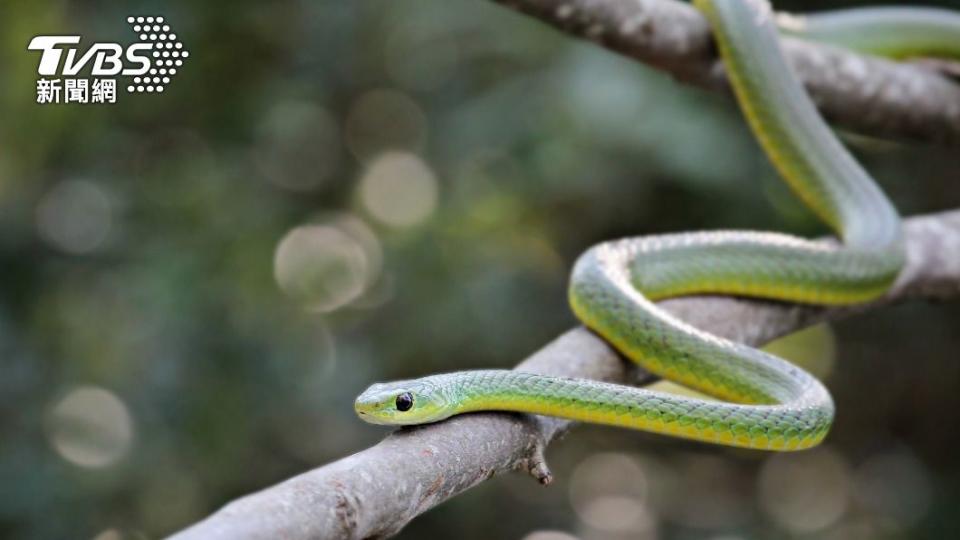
[1,0,960,539]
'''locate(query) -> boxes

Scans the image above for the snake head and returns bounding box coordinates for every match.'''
[355,376,457,426]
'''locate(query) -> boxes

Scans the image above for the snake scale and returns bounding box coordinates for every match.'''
[355,0,960,451]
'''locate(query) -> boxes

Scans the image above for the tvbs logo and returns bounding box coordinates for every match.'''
[28,16,189,105]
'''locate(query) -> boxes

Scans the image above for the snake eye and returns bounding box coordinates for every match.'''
[395,392,414,412]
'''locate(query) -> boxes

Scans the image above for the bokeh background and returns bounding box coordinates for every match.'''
[2,0,960,538]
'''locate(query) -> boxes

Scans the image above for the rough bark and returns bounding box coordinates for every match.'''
[169,210,960,540]
[493,0,960,145]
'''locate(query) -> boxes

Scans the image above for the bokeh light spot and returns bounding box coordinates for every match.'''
[758,446,850,534]
[273,224,369,312]
[569,452,655,534]
[91,529,123,540]
[46,386,134,468]
[359,152,438,228]
[36,179,113,255]
[255,100,340,192]
[520,532,580,540]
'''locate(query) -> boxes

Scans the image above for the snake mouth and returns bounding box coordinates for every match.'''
[354,392,399,425]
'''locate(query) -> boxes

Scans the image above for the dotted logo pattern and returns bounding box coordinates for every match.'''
[125,16,189,94]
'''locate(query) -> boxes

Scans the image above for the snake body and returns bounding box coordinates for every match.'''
[778,7,960,60]
[355,0,960,450]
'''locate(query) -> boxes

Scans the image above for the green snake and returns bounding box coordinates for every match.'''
[355,1,960,451]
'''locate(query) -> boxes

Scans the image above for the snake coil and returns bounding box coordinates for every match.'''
[355,0,960,451]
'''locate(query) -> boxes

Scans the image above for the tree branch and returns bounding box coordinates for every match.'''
[492,0,960,145]
[169,210,960,540]
[170,7,960,538]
